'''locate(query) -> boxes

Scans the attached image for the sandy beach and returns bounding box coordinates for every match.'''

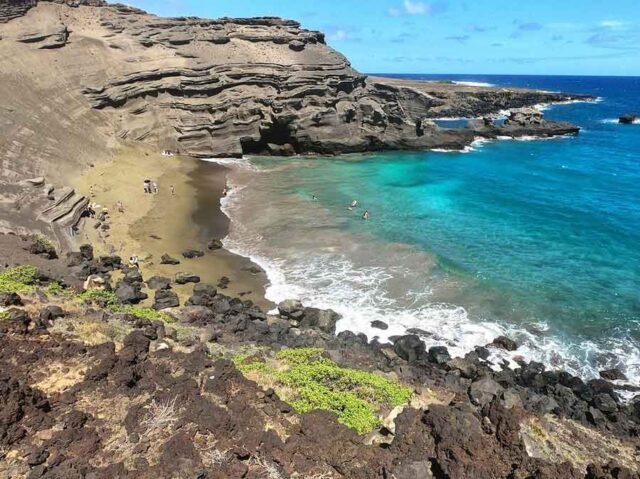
[71,145,271,310]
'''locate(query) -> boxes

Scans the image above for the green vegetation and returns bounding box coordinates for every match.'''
[0,265,39,293]
[236,347,413,434]
[113,305,174,323]
[0,310,10,321]
[78,290,174,323]
[78,289,119,306]
[33,235,54,251]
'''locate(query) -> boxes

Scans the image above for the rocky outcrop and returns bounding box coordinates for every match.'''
[619,114,638,124]
[0,1,592,163]
[0,0,36,23]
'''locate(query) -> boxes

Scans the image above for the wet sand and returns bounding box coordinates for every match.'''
[71,146,271,310]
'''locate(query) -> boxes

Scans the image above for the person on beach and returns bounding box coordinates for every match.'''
[362,210,370,220]
[129,255,139,269]
[312,195,318,201]
[143,179,151,194]
[152,182,158,194]
[170,185,175,195]
[222,186,230,197]
[117,201,124,213]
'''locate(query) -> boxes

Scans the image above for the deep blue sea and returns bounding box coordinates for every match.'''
[217,75,640,386]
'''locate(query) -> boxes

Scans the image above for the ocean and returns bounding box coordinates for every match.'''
[214,75,640,388]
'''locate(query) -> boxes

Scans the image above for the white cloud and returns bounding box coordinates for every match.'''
[327,29,349,41]
[600,20,626,29]
[403,0,430,15]
[388,6,401,17]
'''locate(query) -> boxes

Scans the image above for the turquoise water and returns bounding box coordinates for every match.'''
[219,75,640,384]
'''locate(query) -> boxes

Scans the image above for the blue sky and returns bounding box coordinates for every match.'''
[127,0,640,76]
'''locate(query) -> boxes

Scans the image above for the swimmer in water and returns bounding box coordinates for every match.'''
[362,210,370,220]
[348,199,358,210]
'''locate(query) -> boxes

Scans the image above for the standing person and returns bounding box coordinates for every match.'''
[362,210,370,220]
[152,182,158,194]
[129,255,139,269]
[170,185,175,195]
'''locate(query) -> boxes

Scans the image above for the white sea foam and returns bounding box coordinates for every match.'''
[453,81,494,87]
[214,157,640,394]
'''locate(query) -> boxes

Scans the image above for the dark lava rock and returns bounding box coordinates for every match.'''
[490,336,518,351]
[186,284,217,307]
[176,273,201,285]
[180,306,215,326]
[207,239,223,250]
[619,114,638,124]
[147,276,172,290]
[217,276,230,289]
[289,39,305,51]
[122,268,143,284]
[38,305,65,325]
[428,346,451,365]
[115,282,148,304]
[393,335,426,363]
[0,292,22,307]
[99,255,122,269]
[599,368,627,381]
[278,299,304,320]
[299,307,340,334]
[469,377,503,406]
[182,249,204,259]
[593,393,618,414]
[79,243,94,261]
[370,320,389,330]
[475,346,491,360]
[153,289,179,310]
[160,254,180,265]
[27,238,57,259]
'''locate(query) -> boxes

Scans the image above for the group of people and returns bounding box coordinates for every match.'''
[143,179,158,194]
[311,195,370,220]
[143,179,176,196]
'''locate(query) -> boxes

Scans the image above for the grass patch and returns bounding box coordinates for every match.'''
[112,305,175,324]
[235,347,412,434]
[0,310,10,321]
[0,265,39,293]
[77,290,174,323]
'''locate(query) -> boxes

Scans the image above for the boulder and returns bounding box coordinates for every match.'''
[299,307,340,334]
[278,299,304,320]
[0,292,22,307]
[146,276,172,290]
[38,305,65,325]
[99,255,122,269]
[79,244,94,261]
[186,284,217,307]
[207,239,223,250]
[83,274,108,291]
[370,320,388,330]
[393,335,425,363]
[490,336,518,351]
[618,114,638,124]
[599,368,626,381]
[182,249,204,259]
[180,306,215,326]
[469,377,503,406]
[175,273,200,285]
[115,282,147,304]
[122,268,143,284]
[160,254,180,265]
[152,289,179,310]
[428,346,451,364]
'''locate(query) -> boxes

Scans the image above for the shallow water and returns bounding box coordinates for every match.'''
[217,75,640,387]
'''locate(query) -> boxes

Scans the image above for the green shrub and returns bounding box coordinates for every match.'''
[113,305,174,323]
[237,347,413,434]
[77,289,119,306]
[0,265,39,293]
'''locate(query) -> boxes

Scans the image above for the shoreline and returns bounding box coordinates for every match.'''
[70,146,272,311]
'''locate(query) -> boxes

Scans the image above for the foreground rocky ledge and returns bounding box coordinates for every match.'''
[0,235,638,478]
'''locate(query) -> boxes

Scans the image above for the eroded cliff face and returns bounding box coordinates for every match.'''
[0,0,591,240]
[0,0,588,164]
